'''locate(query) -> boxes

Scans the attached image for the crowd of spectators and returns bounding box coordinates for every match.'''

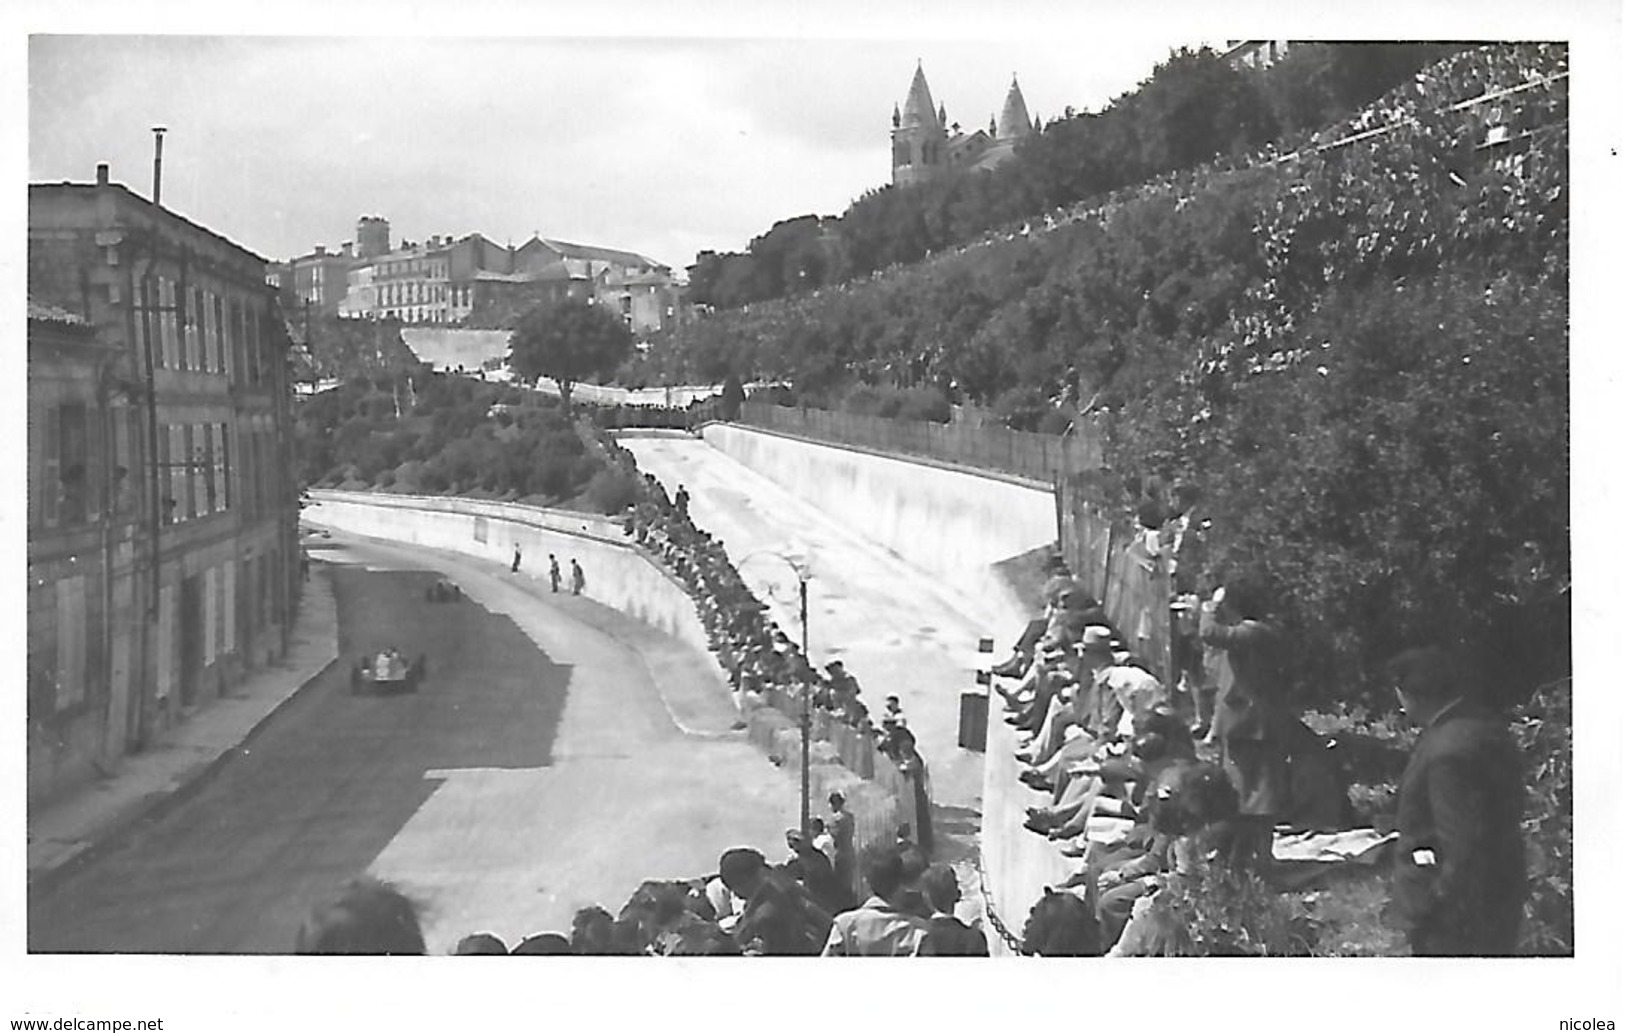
[983,476,1356,955]
[296,832,1013,956]
[597,434,934,851]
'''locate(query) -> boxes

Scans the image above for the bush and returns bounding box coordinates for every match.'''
[1513,676,1572,955]
[1150,866,1320,956]
[584,467,639,515]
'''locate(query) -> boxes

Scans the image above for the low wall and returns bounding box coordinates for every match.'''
[980,688,1076,951]
[699,423,1054,638]
[303,490,713,662]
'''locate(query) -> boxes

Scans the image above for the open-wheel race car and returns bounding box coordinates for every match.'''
[425,578,463,603]
[351,648,427,694]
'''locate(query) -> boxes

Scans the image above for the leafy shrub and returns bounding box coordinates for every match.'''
[1150,866,1320,956]
[584,467,639,514]
[1513,676,1572,955]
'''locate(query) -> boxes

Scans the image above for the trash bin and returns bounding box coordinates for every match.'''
[958,691,989,752]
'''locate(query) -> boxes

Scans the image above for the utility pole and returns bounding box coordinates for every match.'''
[799,575,811,835]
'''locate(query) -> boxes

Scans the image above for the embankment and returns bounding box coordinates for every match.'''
[698,422,1055,639]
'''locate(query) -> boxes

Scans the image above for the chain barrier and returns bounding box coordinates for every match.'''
[970,844,1028,956]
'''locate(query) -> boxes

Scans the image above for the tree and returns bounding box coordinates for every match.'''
[507,299,634,409]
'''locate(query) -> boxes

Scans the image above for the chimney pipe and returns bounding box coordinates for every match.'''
[151,126,167,206]
[96,163,110,186]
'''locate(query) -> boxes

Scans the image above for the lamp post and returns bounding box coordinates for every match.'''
[741,549,813,834]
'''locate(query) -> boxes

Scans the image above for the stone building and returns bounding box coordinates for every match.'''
[27,165,301,807]
[891,63,1036,187]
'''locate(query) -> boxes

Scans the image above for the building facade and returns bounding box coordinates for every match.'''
[28,166,301,808]
[1223,40,1292,71]
[891,63,1035,187]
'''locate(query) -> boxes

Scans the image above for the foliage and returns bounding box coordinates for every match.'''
[683,44,1460,310]
[1512,676,1573,955]
[293,373,623,512]
[285,312,419,380]
[508,299,635,407]
[651,45,1569,714]
[1149,865,1320,956]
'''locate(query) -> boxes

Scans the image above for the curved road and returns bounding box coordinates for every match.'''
[618,434,999,853]
[29,530,798,954]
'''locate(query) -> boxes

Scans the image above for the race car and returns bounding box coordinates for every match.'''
[351,648,427,694]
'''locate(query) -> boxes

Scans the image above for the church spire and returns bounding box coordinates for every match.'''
[997,74,1033,140]
[900,60,941,132]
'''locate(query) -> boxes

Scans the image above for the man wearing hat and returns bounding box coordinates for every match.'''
[1016,626,1119,767]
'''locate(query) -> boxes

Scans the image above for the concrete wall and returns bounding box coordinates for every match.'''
[981,688,1077,951]
[699,423,1055,638]
[303,491,714,662]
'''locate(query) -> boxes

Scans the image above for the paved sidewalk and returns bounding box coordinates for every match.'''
[26,566,340,886]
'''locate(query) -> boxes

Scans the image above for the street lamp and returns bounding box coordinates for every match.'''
[740,549,813,835]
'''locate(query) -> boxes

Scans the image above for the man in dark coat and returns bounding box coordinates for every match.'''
[1387,647,1527,956]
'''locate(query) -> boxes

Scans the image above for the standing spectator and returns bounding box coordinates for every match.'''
[782,828,856,915]
[1200,577,1292,869]
[1387,647,1527,956]
[820,844,933,956]
[719,847,831,956]
[511,543,523,574]
[549,554,561,593]
[827,792,857,894]
[809,816,836,862]
[916,865,988,956]
[570,558,586,596]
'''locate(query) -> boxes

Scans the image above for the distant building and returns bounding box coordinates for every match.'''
[28,165,300,808]
[273,243,354,319]
[1223,40,1292,71]
[891,63,1035,187]
[318,218,681,333]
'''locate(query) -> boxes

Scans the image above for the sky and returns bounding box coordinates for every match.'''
[26,28,1212,270]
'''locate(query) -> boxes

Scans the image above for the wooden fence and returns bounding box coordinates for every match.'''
[1055,473,1176,688]
[738,401,1102,483]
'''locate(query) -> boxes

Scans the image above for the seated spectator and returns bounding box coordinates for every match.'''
[704,873,745,933]
[1021,887,1102,957]
[916,865,988,956]
[453,932,507,955]
[1105,762,1247,956]
[570,905,620,955]
[511,932,573,955]
[821,844,934,956]
[295,878,426,955]
[720,847,833,956]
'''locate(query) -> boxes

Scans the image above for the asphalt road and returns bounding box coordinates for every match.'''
[618,435,994,855]
[28,531,798,954]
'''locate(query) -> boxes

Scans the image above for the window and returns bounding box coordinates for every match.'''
[182,283,200,370]
[157,278,177,368]
[56,575,87,708]
[192,287,208,371]
[216,423,231,511]
[57,404,89,525]
[168,424,189,522]
[37,402,59,527]
[199,423,217,514]
[110,406,137,519]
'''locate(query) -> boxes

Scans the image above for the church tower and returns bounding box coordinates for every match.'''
[997,75,1034,142]
[892,61,948,187]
